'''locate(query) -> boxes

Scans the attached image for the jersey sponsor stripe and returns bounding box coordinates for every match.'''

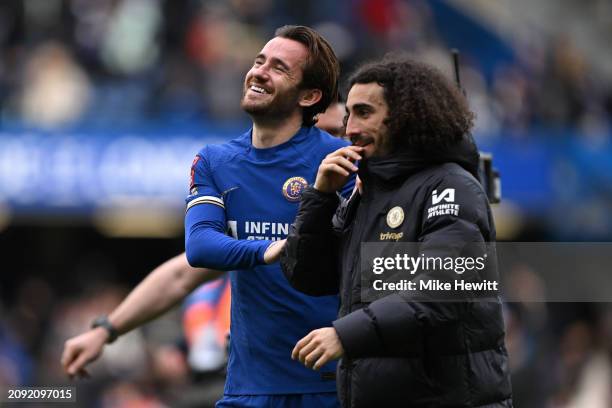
[186,195,225,211]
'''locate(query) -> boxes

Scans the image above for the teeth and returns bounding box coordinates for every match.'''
[250,85,267,94]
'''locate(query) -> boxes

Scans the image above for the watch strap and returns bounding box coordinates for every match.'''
[91,315,119,344]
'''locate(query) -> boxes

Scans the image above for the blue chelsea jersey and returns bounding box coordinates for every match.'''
[185,126,353,395]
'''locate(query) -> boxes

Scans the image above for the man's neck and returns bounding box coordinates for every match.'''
[251,112,303,149]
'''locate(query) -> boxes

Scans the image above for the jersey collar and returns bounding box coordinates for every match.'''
[247,126,311,161]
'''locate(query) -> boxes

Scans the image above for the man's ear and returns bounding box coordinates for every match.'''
[298,89,322,108]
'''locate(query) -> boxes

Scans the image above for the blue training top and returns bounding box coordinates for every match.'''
[185,126,353,395]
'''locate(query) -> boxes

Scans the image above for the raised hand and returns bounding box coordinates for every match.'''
[314,146,363,194]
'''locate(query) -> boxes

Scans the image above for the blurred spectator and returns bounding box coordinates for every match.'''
[491,65,532,133]
[0,315,33,387]
[315,101,346,138]
[100,381,167,408]
[100,0,162,76]
[182,277,230,373]
[533,36,589,128]
[184,3,265,120]
[16,41,91,128]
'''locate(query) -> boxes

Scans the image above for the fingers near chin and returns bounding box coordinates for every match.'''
[327,164,349,177]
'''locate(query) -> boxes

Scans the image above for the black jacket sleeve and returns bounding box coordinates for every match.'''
[333,172,493,357]
[281,186,343,296]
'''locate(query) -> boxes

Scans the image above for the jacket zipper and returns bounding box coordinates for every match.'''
[345,358,352,407]
[344,231,357,406]
[344,194,372,407]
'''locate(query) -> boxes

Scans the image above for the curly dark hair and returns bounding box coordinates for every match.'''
[347,54,474,151]
[275,25,340,126]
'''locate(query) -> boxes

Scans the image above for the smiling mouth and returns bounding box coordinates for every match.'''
[351,135,374,148]
[248,84,270,95]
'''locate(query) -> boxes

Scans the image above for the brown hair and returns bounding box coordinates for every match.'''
[348,54,475,151]
[274,25,340,126]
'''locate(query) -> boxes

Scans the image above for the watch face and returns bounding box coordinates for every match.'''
[91,316,118,342]
[91,316,106,328]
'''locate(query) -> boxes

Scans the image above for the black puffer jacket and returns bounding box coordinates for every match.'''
[281,138,512,407]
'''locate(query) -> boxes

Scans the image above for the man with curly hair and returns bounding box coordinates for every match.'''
[282,55,513,407]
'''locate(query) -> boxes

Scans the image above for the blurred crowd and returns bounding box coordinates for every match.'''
[504,264,612,408]
[1,271,611,407]
[0,275,226,408]
[0,0,610,135]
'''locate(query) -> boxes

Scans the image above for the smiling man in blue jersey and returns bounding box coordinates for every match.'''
[61,25,351,407]
[184,26,354,408]
[60,27,350,405]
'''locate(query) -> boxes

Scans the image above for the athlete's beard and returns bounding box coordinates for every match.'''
[350,134,375,148]
[241,86,302,123]
[351,133,393,158]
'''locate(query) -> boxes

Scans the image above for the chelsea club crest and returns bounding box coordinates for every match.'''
[282,176,308,202]
[386,206,405,228]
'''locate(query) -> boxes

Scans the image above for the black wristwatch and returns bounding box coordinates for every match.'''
[91,316,119,344]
